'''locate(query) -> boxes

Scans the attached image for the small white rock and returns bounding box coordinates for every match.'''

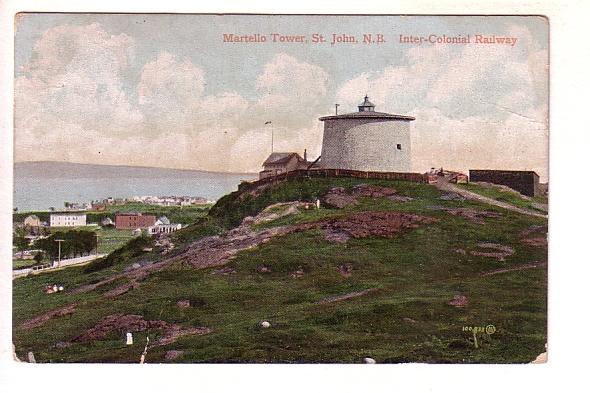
[363,357,376,364]
[58,286,64,291]
[260,321,271,328]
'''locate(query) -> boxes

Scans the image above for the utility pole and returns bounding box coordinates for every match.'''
[55,239,64,267]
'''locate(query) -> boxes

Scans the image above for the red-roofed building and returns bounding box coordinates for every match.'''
[115,213,156,230]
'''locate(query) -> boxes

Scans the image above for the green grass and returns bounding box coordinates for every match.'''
[12,258,41,270]
[45,225,134,255]
[95,228,135,254]
[211,177,441,228]
[12,177,547,363]
[457,183,548,212]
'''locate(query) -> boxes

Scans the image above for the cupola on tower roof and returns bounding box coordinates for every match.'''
[358,95,375,112]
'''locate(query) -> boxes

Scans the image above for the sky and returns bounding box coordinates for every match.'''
[14,14,549,180]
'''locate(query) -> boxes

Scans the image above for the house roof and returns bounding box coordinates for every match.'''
[262,152,304,166]
[158,216,170,225]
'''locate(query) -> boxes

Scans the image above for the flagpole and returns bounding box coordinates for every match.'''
[265,121,273,153]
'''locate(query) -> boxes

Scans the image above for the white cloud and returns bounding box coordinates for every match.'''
[15,23,327,173]
[15,21,547,180]
[15,22,143,161]
[334,25,548,180]
[410,106,548,178]
[130,52,326,172]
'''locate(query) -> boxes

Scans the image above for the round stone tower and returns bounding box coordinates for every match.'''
[318,96,415,172]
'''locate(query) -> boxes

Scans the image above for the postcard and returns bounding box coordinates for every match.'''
[10,13,548,365]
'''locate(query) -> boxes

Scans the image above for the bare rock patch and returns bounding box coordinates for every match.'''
[20,303,77,330]
[470,242,515,261]
[448,295,469,308]
[437,207,502,225]
[72,314,211,346]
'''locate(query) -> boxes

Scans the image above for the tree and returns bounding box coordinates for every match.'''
[13,227,29,259]
[34,230,97,260]
[33,251,44,265]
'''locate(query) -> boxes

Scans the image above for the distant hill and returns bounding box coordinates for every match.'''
[14,161,256,179]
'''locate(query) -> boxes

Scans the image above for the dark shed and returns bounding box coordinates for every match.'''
[469,170,540,197]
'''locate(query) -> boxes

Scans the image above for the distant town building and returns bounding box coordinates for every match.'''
[469,169,540,197]
[50,212,87,227]
[147,216,181,236]
[155,216,171,226]
[259,151,311,179]
[319,95,415,172]
[148,223,182,236]
[131,195,209,206]
[115,213,157,230]
[23,215,41,227]
[65,202,91,211]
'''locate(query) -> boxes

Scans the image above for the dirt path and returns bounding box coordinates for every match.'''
[316,288,380,304]
[481,262,547,277]
[434,177,547,219]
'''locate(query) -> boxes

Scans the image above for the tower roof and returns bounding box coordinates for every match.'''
[320,96,415,121]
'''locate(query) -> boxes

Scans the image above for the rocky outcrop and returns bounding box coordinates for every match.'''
[72,313,211,346]
[20,303,77,330]
[321,184,410,209]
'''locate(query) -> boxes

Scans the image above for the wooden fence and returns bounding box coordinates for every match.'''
[239,168,428,192]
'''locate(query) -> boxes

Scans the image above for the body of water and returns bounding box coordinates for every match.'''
[14,161,256,212]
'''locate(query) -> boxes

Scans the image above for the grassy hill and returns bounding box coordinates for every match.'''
[12,176,547,363]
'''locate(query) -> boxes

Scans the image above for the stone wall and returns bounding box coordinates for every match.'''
[320,118,411,172]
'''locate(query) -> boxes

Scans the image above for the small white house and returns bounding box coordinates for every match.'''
[148,223,182,236]
[49,212,87,227]
[23,215,42,227]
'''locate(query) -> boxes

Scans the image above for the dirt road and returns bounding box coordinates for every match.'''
[434,177,547,219]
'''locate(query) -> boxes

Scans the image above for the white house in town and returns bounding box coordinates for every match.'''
[147,216,182,236]
[319,96,415,172]
[23,215,42,227]
[148,223,182,236]
[49,212,87,227]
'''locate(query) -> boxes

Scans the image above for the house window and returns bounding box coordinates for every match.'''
[396,144,402,150]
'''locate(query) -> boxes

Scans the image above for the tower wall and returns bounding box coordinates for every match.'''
[320,118,412,172]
